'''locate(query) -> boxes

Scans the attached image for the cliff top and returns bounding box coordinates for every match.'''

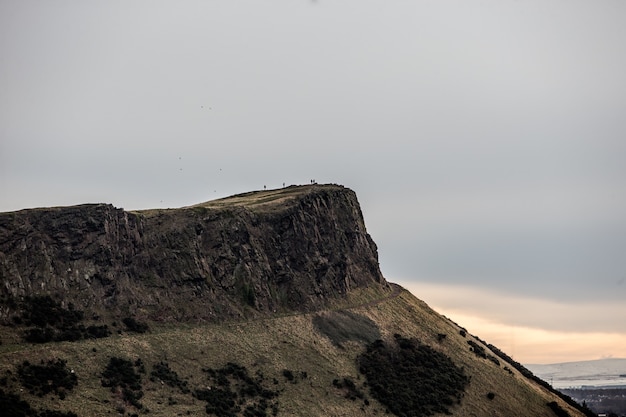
[134,183,348,216]
[0,184,347,216]
[189,183,345,211]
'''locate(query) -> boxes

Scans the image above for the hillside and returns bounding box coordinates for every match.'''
[0,185,591,416]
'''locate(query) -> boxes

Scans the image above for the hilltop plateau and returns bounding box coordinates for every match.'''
[0,184,592,416]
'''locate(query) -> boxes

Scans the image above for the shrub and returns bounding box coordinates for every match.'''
[122,317,149,333]
[467,340,487,359]
[18,296,110,343]
[101,357,143,409]
[17,359,77,397]
[358,335,469,417]
[332,377,366,401]
[282,369,294,382]
[101,357,142,391]
[21,296,83,328]
[150,362,189,394]
[24,327,55,344]
[0,388,33,416]
[197,362,278,417]
[85,324,111,339]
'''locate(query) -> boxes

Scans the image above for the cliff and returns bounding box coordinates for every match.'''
[0,184,388,322]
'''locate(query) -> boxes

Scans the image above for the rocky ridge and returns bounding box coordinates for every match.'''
[0,184,388,323]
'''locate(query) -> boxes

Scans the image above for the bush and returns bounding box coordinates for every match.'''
[122,317,149,333]
[24,327,55,344]
[282,369,294,382]
[0,388,33,416]
[358,335,469,416]
[332,377,366,401]
[150,362,189,394]
[21,296,83,328]
[0,387,79,417]
[467,340,487,359]
[101,357,142,391]
[17,359,77,397]
[101,357,143,409]
[18,296,110,343]
[197,362,278,417]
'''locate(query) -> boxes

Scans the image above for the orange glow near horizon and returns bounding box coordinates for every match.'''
[399,281,626,364]
[435,311,626,364]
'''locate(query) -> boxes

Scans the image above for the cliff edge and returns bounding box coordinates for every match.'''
[0,184,388,322]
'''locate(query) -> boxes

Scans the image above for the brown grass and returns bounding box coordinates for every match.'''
[0,284,585,417]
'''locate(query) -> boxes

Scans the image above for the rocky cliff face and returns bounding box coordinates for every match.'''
[0,185,388,322]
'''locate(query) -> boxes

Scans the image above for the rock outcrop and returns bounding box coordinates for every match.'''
[0,184,388,322]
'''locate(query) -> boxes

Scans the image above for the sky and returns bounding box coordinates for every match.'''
[1,0,625,364]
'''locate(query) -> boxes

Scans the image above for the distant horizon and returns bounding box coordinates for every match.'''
[400,281,626,365]
[526,357,626,366]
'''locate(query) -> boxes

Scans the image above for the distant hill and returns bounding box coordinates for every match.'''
[0,184,593,416]
[527,358,626,389]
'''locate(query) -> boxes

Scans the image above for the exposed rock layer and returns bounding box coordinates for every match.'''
[0,185,388,321]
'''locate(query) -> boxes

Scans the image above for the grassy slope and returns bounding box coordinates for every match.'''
[0,285,584,417]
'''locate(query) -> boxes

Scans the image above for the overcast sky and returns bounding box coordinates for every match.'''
[1,0,625,363]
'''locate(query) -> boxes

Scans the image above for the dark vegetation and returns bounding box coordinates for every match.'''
[5,348,284,416]
[281,369,294,382]
[2,358,78,417]
[332,377,367,403]
[0,389,77,417]
[150,361,190,393]
[467,340,500,366]
[312,310,380,347]
[122,317,149,333]
[17,359,77,398]
[101,357,145,409]
[358,334,469,417]
[195,362,279,417]
[241,282,256,307]
[12,295,111,343]
[2,346,290,417]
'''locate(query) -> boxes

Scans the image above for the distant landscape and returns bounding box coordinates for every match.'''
[528,358,626,416]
